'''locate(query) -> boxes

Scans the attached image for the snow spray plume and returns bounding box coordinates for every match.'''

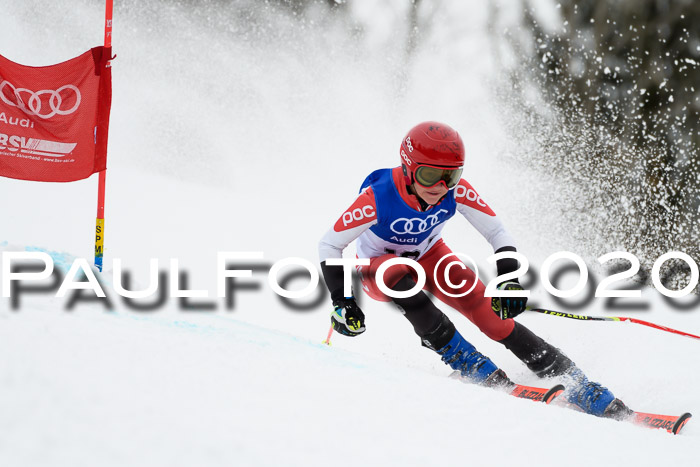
[489,0,700,294]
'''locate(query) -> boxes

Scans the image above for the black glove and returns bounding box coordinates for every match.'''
[331,297,366,337]
[491,281,528,320]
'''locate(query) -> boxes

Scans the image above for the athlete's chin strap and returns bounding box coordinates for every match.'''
[413,189,431,211]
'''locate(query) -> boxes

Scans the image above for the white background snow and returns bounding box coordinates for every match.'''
[0,1,698,466]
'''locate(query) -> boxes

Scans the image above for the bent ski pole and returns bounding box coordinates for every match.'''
[528,307,700,340]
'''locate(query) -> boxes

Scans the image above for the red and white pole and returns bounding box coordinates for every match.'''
[95,0,113,271]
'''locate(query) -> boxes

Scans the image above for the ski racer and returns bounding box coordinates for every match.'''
[319,121,631,419]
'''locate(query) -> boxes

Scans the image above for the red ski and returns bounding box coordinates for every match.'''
[449,371,564,404]
[553,399,692,435]
[632,411,692,435]
[510,383,565,404]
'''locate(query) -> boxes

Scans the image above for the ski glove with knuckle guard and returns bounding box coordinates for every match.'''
[331,297,366,337]
[491,281,528,320]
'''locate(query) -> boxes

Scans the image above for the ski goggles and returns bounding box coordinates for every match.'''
[414,164,463,189]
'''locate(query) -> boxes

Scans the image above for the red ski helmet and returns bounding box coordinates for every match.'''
[400,121,465,188]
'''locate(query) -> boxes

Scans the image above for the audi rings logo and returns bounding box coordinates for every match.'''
[390,209,448,235]
[0,80,81,120]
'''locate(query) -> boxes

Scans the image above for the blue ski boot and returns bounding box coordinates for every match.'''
[496,322,633,419]
[436,329,511,387]
[565,367,633,419]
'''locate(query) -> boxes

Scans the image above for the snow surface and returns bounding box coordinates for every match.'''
[1,1,698,466]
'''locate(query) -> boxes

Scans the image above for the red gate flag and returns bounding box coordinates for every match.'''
[0,47,112,182]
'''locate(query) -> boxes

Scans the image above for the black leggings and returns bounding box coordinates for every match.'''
[390,274,575,377]
[391,275,444,336]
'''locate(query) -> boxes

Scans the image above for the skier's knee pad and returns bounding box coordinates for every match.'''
[499,322,574,378]
[420,313,456,351]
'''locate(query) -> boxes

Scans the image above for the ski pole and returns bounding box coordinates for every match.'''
[528,307,700,340]
[322,324,334,346]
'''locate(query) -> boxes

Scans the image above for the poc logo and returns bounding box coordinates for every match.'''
[342,205,375,226]
[405,137,414,152]
[455,185,487,207]
[401,150,412,166]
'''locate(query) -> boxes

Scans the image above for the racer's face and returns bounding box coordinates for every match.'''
[412,181,448,206]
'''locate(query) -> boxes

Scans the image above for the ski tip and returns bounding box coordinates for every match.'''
[542,384,565,404]
[672,412,692,435]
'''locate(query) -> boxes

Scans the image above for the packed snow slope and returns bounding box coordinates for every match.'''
[1,1,698,466]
